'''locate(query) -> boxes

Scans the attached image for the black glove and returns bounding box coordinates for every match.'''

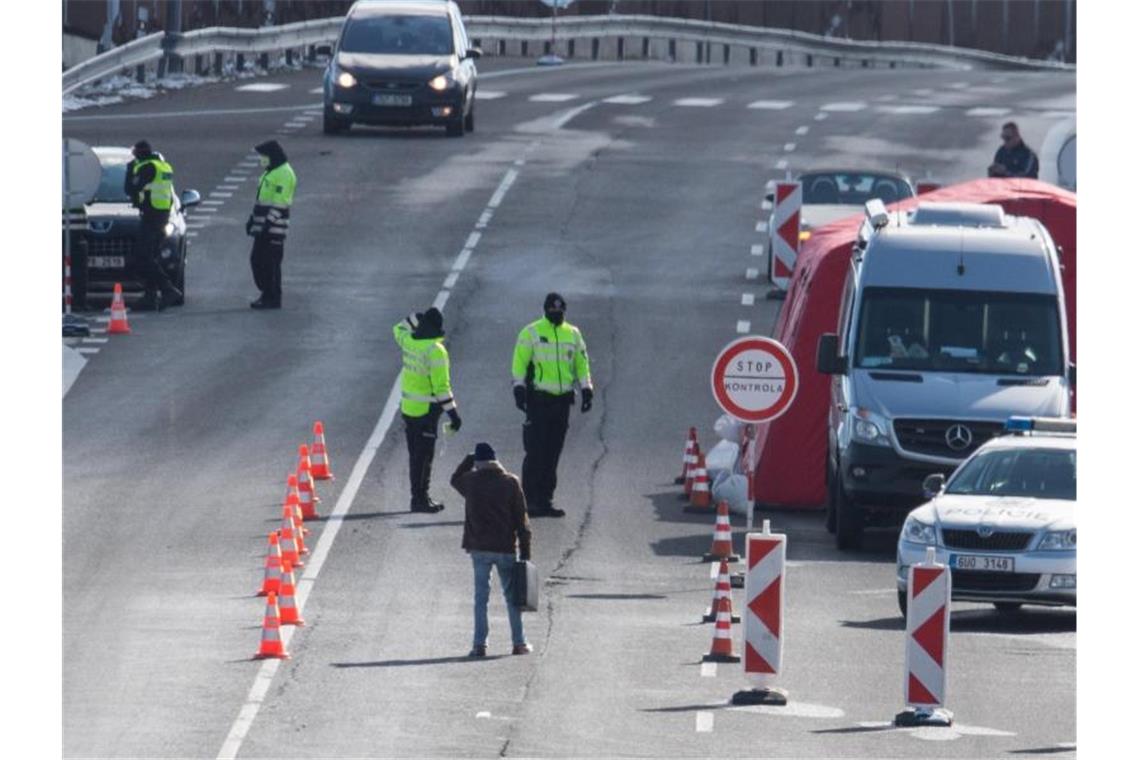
[513,386,527,412]
[446,409,462,432]
[580,387,594,413]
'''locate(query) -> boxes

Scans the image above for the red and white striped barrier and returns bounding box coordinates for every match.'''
[676,427,697,485]
[895,547,953,727]
[768,181,801,291]
[732,520,788,706]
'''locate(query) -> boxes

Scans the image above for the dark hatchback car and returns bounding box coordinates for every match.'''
[322,0,481,137]
[66,147,200,306]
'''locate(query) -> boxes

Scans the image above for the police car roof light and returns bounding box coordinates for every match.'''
[1005,416,1034,432]
[1005,416,1077,435]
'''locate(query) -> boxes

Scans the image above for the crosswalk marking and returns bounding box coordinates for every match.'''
[877,105,941,115]
[784,142,796,152]
[795,125,809,135]
[674,97,723,107]
[236,83,289,92]
[209,191,234,199]
[821,101,867,112]
[309,87,323,94]
[966,106,1012,117]
[603,94,652,105]
[747,99,793,110]
[736,320,751,334]
[775,159,789,170]
[476,90,507,100]
[529,93,578,102]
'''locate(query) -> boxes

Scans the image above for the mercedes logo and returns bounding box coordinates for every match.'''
[945,423,973,452]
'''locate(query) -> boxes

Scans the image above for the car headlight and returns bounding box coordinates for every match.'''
[1038,529,1076,551]
[428,73,452,92]
[902,516,938,545]
[163,221,175,236]
[336,70,357,88]
[851,409,891,447]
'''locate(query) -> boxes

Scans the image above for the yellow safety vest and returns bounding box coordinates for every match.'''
[394,320,456,417]
[512,317,592,396]
[134,158,174,211]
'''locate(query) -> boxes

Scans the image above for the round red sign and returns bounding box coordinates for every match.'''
[710,337,799,423]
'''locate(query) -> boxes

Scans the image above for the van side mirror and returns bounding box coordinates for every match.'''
[922,473,946,499]
[465,47,482,60]
[816,333,845,375]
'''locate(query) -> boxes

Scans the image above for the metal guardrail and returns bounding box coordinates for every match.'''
[62,13,1074,95]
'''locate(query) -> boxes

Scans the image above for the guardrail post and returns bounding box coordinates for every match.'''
[544,40,551,55]
[776,50,783,67]
[286,48,295,66]
[521,40,528,57]
[214,51,224,75]
[642,37,649,59]
[591,38,599,60]
[723,43,730,65]
[696,41,704,63]
[668,38,676,61]
[862,59,869,68]
[236,53,245,72]
[135,63,146,84]
[259,52,270,70]
[194,54,203,75]
[568,38,575,58]
[806,53,813,67]
[750,47,758,66]
[834,56,840,67]
[889,60,896,69]
[617,37,624,60]
[498,39,506,56]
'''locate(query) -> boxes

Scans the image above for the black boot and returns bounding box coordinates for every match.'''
[410,499,443,514]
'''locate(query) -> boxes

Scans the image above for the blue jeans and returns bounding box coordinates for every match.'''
[470,551,526,648]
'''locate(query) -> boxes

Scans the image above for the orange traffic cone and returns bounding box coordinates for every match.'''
[703,596,741,663]
[676,427,697,485]
[286,501,309,556]
[284,473,309,536]
[310,421,334,480]
[684,454,713,513]
[107,282,131,335]
[702,559,741,623]
[257,531,283,597]
[683,442,702,499]
[279,510,304,569]
[278,560,305,626]
[296,445,320,520]
[703,501,741,561]
[254,592,290,659]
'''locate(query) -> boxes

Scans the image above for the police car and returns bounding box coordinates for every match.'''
[896,417,1075,616]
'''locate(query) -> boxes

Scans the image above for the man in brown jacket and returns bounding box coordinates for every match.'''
[451,442,532,657]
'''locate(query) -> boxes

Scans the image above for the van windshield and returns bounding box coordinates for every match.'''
[340,13,454,56]
[946,447,1076,500]
[854,287,1063,375]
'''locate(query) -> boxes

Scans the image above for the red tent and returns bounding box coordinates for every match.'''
[753,179,1076,509]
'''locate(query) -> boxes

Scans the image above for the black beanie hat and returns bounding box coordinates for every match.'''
[544,292,566,312]
[474,442,496,462]
[422,307,444,331]
[132,140,152,157]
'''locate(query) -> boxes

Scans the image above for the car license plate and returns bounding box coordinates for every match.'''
[88,256,125,268]
[372,93,412,107]
[950,554,1015,572]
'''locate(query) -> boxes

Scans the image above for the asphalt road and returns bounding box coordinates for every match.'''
[62,58,1076,758]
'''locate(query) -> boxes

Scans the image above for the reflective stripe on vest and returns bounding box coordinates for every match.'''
[137,158,174,211]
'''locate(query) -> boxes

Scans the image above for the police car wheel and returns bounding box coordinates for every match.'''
[834,482,864,551]
[897,590,908,617]
[993,602,1023,614]
[323,109,350,135]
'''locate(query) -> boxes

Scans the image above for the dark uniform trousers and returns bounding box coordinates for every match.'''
[404,406,442,503]
[136,212,178,296]
[250,236,285,304]
[522,390,573,510]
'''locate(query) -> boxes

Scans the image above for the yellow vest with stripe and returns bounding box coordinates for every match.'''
[511,317,592,396]
[394,320,456,417]
[135,158,174,211]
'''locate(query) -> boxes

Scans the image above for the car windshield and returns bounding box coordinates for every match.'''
[854,287,1063,375]
[946,446,1076,500]
[92,156,131,203]
[340,13,453,55]
[801,172,913,205]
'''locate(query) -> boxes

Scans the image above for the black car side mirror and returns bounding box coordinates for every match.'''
[180,189,201,208]
[816,333,845,375]
[922,473,946,499]
[466,47,483,60]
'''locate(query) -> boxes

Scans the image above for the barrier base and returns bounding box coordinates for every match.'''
[702,653,741,663]
[703,553,741,563]
[765,289,787,301]
[730,572,745,589]
[731,687,788,706]
[894,708,953,728]
[702,607,741,624]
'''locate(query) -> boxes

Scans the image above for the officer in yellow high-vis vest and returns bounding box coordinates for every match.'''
[511,293,593,518]
[394,307,462,513]
[246,140,296,309]
[124,140,182,310]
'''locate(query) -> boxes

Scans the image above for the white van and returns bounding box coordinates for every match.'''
[816,201,1074,550]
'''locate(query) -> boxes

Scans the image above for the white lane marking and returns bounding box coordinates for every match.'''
[755,221,767,233]
[452,249,473,272]
[731,702,845,719]
[795,125,809,136]
[81,337,110,344]
[432,290,451,311]
[821,101,866,112]
[217,184,240,191]
[476,90,508,100]
[747,99,793,110]
[465,231,482,249]
[216,159,526,760]
[674,97,723,107]
[186,232,199,238]
[765,179,776,189]
[201,200,225,206]
[700,662,717,678]
[746,268,759,280]
[309,87,323,94]
[192,207,218,213]
[487,169,519,209]
[66,103,324,122]
[760,200,772,211]
[186,222,208,229]
[443,272,459,289]
[239,160,260,167]
[849,588,896,596]
[235,82,289,92]
[877,105,941,115]
[775,158,789,170]
[784,142,796,152]
[530,92,579,102]
[967,106,1011,117]
[223,176,247,183]
[209,192,233,199]
[1043,110,1075,118]
[741,293,755,306]
[87,327,106,334]
[603,94,652,104]
[736,320,751,334]
[751,244,764,256]
[547,101,598,130]
[475,210,493,229]
[695,712,714,733]
[854,720,1016,741]
[476,711,491,719]
[283,121,307,128]
[77,347,100,355]
[814,112,828,121]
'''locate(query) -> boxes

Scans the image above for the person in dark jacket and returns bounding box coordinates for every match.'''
[451,442,532,657]
[988,121,1039,179]
[124,140,182,310]
[246,140,297,309]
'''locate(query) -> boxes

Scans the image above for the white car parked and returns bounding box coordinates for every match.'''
[896,417,1075,616]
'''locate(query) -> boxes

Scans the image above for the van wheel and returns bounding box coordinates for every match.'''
[993,602,1023,614]
[898,590,908,617]
[834,481,864,551]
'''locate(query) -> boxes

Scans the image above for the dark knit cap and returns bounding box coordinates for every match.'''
[474,442,496,462]
[544,292,566,311]
[422,307,443,331]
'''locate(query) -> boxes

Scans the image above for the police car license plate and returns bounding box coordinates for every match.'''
[372,94,412,107]
[951,554,1015,572]
[88,256,125,268]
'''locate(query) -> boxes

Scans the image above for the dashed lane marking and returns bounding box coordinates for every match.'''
[795,125,810,135]
[700,662,717,678]
[736,320,751,334]
[741,293,755,306]
[760,199,772,211]
[751,244,764,257]
[603,94,652,104]
[443,272,459,289]
[950,81,970,89]
[476,90,508,100]
[877,94,898,102]
[234,82,290,92]
[283,121,307,128]
[81,337,108,344]
[674,97,723,107]
[877,105,941,115]
[755,221,767,233]
[814,112,828,121]
[747,99,793,110]
[696,712,714,733]
[217,184,240,191]
[209,192,234,199]
[65,103,323,122]
[192,207,218,213]
[784,142,796,152]
[309,87,323,94]
[223,176,247,183]
[529,92,579,102]
[746,268,759,280]
[967,106,1012,117]
[820,101,867,112]
[775,158,789,170]
[201,200,225,206]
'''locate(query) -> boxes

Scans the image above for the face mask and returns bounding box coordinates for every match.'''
[545,310,564,326]
[259,155,270,168]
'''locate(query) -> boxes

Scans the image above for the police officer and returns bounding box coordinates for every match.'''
[124,140,182,310]
[246,140,296,309]
[394,308,463,513]
[511,293,593,518]
[988,121,1039,179]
